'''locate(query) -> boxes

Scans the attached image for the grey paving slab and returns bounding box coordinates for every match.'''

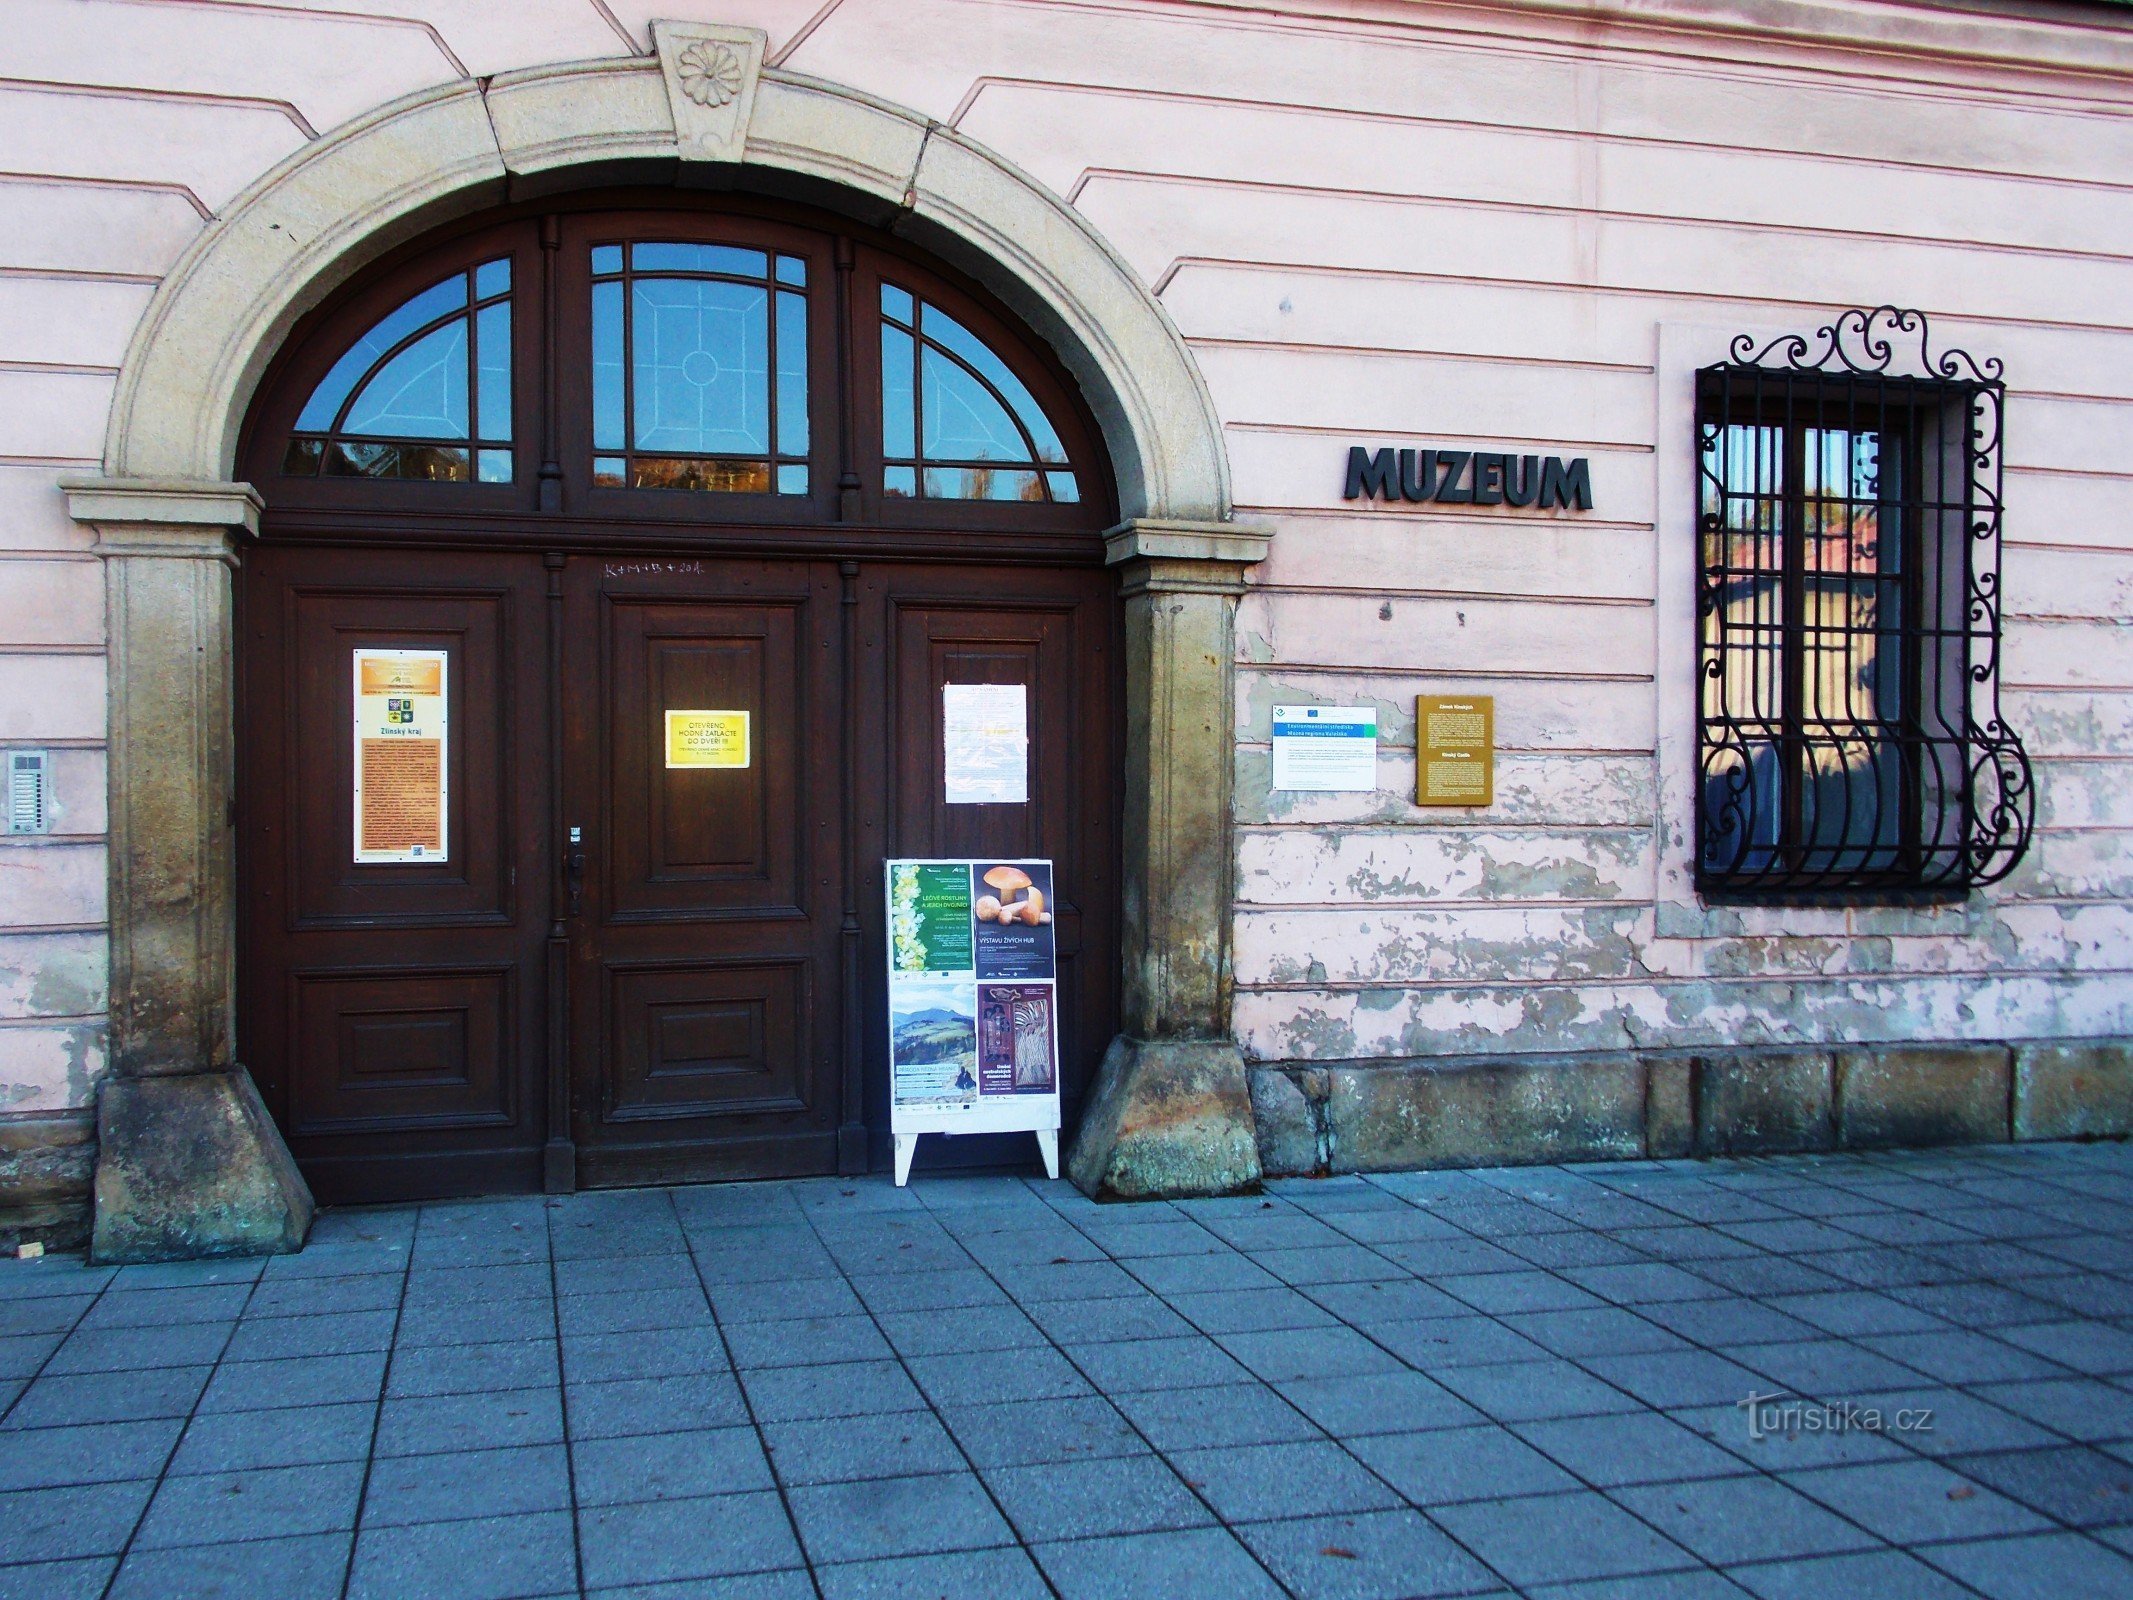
[1164,1286,1341,1335]
[168,1400,377,1474]
[937,1394,1147,1468]
[107,1532,350,1600]
[1430,1489,1701,1587]
[0,1555,114,1600]
[580,1493,802,1595]
[1216,1324,1404,1383]
[359,1443,574,1527]
[572,1424,774,1505]
[348,1508,579,1600]
[1918,1529,2133,1600]
[0,1477,154,1562]
[560,1326,728,1384]
[741,1358,925,1423]
[983,1451,1214,1541]
[1033,1525,1288,1600]
[566,1372,749,1437]
[1727,1547,1980,1600]
[387,1338,557,1400]
[878,1302,1048,1356]
[0,1415,181,1490]
[375,1385,565,1456]
[1349,1424,1583,1506]
[1781,1456,2050,1543]
[1110,1382,1321,1451]
[44,1320,232,1374]
[1946,1444,2133,1527]
[1064,1333,1251,1393]
[907,1344,1093,1406]
[1236,1506,1508,1599]
[1169,1438,1403,1521]
[786,1469,1015,1563]
[1276,1368,1487,1436]
[724,1313,894,1369]
[1432,1359,1644,1424]
[1612,1474,1882,1565]
[0,1331,59,1378]
[136,1458,366,1547]
[198,1348,388,1412]
[3,1364,212,1428]
[760,1409,966,1486]
[1514,1410,1754,1488]
[1020,1292,1196,1345]
[815,1543,1053,1600]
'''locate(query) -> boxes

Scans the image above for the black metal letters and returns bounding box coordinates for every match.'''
[1342,444,1593,510]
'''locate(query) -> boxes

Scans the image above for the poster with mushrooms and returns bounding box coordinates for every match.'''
[972,861,1055,980]
[884,858,1061,1170]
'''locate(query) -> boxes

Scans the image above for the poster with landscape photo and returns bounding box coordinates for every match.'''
[889,973,978,1106]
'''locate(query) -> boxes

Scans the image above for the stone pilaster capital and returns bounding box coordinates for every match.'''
[1105,518,1271,597]
[61,478,261,564]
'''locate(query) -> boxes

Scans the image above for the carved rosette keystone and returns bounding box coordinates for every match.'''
[652,20,766,164]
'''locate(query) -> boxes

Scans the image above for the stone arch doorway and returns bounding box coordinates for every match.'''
[235,189,1121,1201]
[64,27,1264,1257]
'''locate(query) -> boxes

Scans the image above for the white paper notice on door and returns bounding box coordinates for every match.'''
[942,683,1028,804]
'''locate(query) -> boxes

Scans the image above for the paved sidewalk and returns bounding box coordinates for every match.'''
[5,1144,2133,1599]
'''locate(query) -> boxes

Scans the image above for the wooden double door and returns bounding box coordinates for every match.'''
[239,542,1118,1203]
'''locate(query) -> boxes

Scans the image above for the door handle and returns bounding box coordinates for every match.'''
[565,825,586,918]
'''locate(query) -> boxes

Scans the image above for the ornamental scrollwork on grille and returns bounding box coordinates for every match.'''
[1694,307,2032,895]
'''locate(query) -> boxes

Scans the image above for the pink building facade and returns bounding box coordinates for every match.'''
[1,0,2130,1254]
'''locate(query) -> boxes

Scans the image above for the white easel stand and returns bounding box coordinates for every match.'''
[894,1128,1060,1186]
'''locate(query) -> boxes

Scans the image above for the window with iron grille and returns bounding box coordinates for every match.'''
[1695,307,2033,896]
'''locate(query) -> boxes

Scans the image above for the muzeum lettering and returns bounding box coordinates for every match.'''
[1343,444,1594,510]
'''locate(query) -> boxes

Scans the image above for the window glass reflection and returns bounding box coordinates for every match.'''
[284,258,511,482]
[877,280,1078,504]
[589,240,810,494]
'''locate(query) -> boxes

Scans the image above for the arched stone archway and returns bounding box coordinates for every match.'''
[62,25,1265,1259]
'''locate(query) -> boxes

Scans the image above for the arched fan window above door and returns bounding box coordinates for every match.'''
[282,258,513,483]
[879,282,1079,504]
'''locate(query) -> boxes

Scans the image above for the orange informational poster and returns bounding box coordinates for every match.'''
[353,648,448,863]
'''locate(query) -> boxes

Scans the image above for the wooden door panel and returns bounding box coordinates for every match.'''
[876,574,1119,1147]
[284,588,515,928]
[566,559,843,1183]
[603,600,802,918]
[239,548,551,1203]
[606,959,809,1119]
[289,965,516,1134]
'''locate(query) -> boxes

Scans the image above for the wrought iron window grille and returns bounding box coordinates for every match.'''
[1695,307,2033,898]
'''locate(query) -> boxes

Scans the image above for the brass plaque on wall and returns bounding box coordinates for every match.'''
[1416,695,1493,808]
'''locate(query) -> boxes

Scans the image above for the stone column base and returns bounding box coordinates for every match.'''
[91,1067,315,1264]
[1067,1036,1264,1200]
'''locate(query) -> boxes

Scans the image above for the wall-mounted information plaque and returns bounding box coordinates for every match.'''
[1416,695,1494,808]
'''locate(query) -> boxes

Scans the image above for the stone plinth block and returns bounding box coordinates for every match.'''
[1694,1050,1834,1155]
[2014,1040,2133,1141]
[1838,1044,2011,1149]
[91,1067,314,1264]
[1069,1036,1263,1200]
[1644,1054,1695,1159]
[1331,1055,1645,1172]
[1250,1065,1327,1178]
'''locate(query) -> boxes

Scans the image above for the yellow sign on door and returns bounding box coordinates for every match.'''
[665,709,750,769]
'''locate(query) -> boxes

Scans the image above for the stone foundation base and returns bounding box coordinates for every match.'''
[91,1066,315,1264]
[0,1110,95,1252]
[1068,1035,1264,1199]
[1253,1038,2133,1177]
